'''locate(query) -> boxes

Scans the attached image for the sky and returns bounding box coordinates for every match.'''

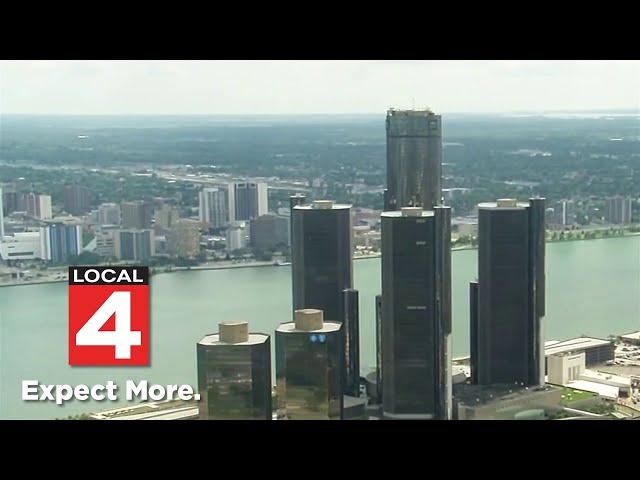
[1,60,639,115]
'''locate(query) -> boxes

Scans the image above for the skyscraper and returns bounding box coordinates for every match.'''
[94,225,119,259]
[380,206,452,419]
[154,204,180,231]
[470,198,546,387]
[276,309,344,420]
[40,222,83,263]
[291,199,360,396]
[374,294,383,404]
[2,187,18,216]
[385,109,443,211]
[289,193,306,251]
[249,214,290,251]
[197,321,272,420]
[97,202,121,226]
[199,187,227,228]
[64,185,91,215]
[605,196,633,225]
[121,200,153,229]
[553,199,575,227]
[228,182,268,222]
[24,193,52,220]
[167,218,200,258]
[0,186,4,239]
[289,193,306,211]
[114,229,155,261]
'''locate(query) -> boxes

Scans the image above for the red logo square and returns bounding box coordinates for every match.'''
[68,266,149,366]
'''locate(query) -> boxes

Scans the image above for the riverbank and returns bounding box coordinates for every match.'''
[1,232,638,288]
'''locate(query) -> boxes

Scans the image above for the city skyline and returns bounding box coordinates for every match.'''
[1,103,639,420]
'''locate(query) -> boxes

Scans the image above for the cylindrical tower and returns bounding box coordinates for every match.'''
[196,321,272,420]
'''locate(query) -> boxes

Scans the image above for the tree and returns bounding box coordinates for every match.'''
[68,251,103,266]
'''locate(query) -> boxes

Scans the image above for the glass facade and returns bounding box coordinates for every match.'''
[385,109,442,210]
[380,207,451,419]
[275,322,344,420]
[196,334,272,420]
[118,229,153,262]
[291,203,359,396]
[471,199,545,386]
[46,223,81,263]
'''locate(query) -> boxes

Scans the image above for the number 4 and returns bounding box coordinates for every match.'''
[76,291,142,359]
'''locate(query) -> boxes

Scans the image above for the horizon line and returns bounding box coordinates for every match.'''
[1,108,639,117]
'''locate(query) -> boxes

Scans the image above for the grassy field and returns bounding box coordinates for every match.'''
[560,388,597,406]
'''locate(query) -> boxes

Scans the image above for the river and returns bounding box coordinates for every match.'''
[0,236,638,419]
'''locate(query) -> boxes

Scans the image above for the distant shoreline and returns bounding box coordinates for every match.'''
[1,233,638,289]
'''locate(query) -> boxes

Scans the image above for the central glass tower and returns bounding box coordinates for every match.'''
[380,206,452,419]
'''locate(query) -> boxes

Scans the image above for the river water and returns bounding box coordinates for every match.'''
[1,236,638,419]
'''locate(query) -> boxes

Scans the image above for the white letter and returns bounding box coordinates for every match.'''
[148,384,166,401]
[91,384,106,401]
[75,385,89,401]
[178,385,195,400]
[117,270,132,283]
[22,380,40,401]
[56,385,73,405]
[102,269,116,283]
[127,380,147,401]
[85,269,99,282]
[73,270,84,283]
[106,380,118,400]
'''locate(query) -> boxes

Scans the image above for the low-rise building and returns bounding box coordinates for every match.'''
[226,221,249,252]
[548,352,586,385]
[0,231,43,260]
[620,331,640,346]
[545,337,615,368]
[579,370,632,397]
[453,383,563,420]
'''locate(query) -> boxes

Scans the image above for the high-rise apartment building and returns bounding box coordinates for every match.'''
[2,187,18,216]
[154,203,180,231]
[197,321,272,420]
[121,200,153,229]
[24,193,52,220]
[228,182,268,222]
[605,196,632,225]
[114,229,154,261]
[40,222,83,263]
[553,199,576,226]
[94,225,120,259]
[64,185,91,215]
[385,109,442,211]
[380,206,452,419]
[249,214,290,251]
[199,187,227,228]
[0,186,4,239]
[97,202,121,226]
[470,198,546,387]
[167,218,200,258]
